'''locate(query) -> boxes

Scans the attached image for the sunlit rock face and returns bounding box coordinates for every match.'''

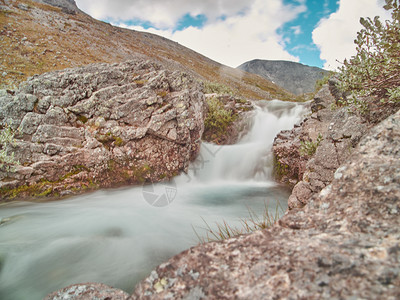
[0,58,206,200]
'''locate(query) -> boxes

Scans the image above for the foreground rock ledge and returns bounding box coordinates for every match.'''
[0,58,205,200]
[130,109,400,299]
[44,283,129,300]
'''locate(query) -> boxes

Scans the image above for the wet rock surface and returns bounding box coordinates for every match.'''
[129,107,400,299]
[0,59,205,200]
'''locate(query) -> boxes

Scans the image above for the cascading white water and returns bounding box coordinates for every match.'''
[0,100,306,300]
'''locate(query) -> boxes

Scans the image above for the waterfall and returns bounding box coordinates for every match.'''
[183,99,305,183]
[0,100,306,300]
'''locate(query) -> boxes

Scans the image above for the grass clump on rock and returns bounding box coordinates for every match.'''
[194,203,284,243]
[203,97,237,140]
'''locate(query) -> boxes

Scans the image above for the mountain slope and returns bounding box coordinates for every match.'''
[0,0,294,100]
[237,59,329,95]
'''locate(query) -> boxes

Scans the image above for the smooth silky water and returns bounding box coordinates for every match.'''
[0,100,306,300]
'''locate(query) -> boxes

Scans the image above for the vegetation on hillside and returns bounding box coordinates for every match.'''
[203,81,235,96]
[338,0,400,111]
[0,0,293,100]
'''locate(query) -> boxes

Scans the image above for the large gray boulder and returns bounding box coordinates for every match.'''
[0,59,205,200]
[130,107,400,299]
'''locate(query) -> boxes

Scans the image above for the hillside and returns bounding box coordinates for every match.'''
[0,0,293,100]
[238,59,329,95]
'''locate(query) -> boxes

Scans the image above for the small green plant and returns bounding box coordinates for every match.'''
[204,97,237,136]
[193,203,284,243]
[273,157,289,179]
[134,79,148,87]
[338,0,400,110]
[113,136,124,147]
[0,124,20,172]
[300,134,323,157]
[157,90,168,98]
[77,115,88,124]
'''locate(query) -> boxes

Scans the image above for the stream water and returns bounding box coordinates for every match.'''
[0,100,306,300]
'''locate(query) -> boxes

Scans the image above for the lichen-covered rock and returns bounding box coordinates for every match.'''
[44,283,129,300]
[0,59,206,200]
[130,108,400,300]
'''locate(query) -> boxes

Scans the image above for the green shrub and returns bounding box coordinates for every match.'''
[338,0,400,109]
[204,97,237,135]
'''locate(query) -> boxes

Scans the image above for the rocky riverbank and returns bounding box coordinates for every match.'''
[273,79,399,209]
[45,83,400,299]
[129,86,399,299]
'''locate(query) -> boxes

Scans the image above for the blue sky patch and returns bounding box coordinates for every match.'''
[175,13,208,31]
[111,18,155,30]
[279,0,340,68]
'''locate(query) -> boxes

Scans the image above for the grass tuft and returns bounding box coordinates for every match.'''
[193,202,284,243]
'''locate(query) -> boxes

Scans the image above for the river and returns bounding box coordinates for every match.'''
[0,100,306,300]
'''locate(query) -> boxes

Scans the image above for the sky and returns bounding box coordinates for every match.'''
[75,0,391,70]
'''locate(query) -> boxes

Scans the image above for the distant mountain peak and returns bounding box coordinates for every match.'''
[238,59,329,95]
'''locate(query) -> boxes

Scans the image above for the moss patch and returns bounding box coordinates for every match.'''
[0,164,92,201]
[273,156,289,180]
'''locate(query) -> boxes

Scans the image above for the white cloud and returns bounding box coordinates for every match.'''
[75,0,257,29]
[312,0,391,70]
[109,0,306,67]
